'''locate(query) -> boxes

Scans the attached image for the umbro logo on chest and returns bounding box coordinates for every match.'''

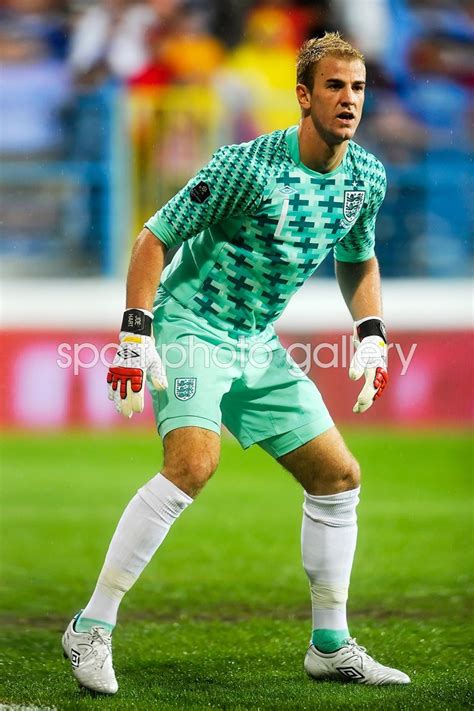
[278,185,297,196]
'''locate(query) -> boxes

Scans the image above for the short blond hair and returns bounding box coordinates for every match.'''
[296,32,365,90]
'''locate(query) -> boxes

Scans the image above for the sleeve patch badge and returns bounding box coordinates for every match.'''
[190,181,211,204]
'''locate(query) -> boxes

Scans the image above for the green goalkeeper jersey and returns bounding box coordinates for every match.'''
[145,125,386,336]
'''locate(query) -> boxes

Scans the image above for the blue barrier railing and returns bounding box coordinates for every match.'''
[0,85,129,277]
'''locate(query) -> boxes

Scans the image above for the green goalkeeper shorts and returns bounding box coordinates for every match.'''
[150,294,333,459]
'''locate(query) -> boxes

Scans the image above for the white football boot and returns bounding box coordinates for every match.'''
[62,613,118,694]
[304,638,410,685]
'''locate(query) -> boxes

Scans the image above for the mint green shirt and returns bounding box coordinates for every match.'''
[145,125,386,335]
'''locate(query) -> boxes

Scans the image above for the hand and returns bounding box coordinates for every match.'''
[349,334,388,414]
[107,333,168,418]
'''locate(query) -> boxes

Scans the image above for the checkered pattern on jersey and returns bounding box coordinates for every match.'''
[186,138,386,334]
[334,143,386,262]
[156,131,288,248]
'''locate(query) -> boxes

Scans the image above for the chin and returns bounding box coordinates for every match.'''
[314,119,356,145]
[329,131,352,145]
[338,126,356,140]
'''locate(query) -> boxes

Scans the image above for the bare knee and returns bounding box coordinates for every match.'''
[279,428,362,495]
[339,456,360,490]
[302,456,360,496]
[304,456,360,495]
[162,427,220,498]
[166,452,218,495]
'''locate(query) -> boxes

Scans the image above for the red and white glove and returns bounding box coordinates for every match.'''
[349,317,388,414]
[107,308,167,418]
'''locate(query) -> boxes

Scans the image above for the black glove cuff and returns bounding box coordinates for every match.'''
[356,318,387,343]
[121,309,153,336]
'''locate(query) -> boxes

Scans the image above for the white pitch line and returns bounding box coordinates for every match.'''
[0,705,57,711]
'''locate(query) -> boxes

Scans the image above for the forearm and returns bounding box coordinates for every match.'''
[335,257,382,321]
[108,228,168,419]
[126,228,167,312]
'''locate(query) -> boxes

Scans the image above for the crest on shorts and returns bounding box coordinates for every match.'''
[174,377,197,401]
[343,190,365,223]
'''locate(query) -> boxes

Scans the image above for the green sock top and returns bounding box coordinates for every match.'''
[75,615,115,634]
[312,628,349,653]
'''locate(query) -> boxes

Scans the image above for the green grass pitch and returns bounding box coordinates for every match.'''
[0,429,472,710]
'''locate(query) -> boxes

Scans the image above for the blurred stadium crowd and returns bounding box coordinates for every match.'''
[1,0,473,277]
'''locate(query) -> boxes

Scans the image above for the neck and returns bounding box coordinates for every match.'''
[297,118,348,174]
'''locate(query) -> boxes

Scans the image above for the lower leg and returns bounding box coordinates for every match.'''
[278,428,360,652]
[77,427,220,631]
[77,472,193,631]
[302,485,359,652]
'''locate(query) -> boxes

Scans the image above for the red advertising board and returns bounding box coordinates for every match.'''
[0,330,472,429]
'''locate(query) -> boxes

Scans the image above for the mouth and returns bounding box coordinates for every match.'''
[336,111,355,123]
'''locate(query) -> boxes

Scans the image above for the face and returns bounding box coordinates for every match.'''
[297,56,366,145]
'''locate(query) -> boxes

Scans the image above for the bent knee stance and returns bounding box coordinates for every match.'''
[308,456,360,495]
[163,451,219,498]
[342,457,361,490]
[162,428,220,497]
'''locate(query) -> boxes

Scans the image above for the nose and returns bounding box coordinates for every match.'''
[340,88,356,107]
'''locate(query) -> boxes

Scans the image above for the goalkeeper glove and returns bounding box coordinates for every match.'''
[107,308,168,418]
[349,317,388,414]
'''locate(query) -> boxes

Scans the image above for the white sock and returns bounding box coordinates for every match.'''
[301,487,360,651]
[78,473,192,629]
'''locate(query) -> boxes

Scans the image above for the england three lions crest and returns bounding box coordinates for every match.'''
[175,377,197,401]
[343,190,365,224]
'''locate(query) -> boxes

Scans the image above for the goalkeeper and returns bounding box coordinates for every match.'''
[62,32,409,693]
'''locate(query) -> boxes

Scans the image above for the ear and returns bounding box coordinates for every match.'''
[296,83,311,111]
